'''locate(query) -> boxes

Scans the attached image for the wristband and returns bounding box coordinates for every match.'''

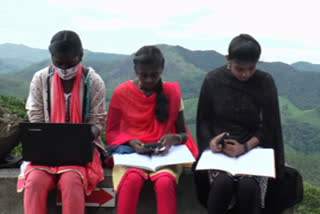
[243,142,249,153]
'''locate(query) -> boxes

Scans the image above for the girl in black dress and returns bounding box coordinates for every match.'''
[195,34,285,214]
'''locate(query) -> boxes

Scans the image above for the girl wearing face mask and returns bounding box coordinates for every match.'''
[17,30,106,214]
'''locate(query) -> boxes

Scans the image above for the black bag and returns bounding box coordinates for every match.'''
[263,166,303,214]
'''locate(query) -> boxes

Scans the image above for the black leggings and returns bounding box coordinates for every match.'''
[207,172,261,214]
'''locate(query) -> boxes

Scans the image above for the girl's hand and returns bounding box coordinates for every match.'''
[209,133,227,153]
[222,139,245,157]
[128,139,152,154]
[157,134,182,155]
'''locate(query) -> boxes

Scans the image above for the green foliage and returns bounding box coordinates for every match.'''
[12,143,22,157]
[0,95,26,157]
[286,148,320,185]
[295,182,320,214]
[279,97,320,154]
[279,97,320,128]
[183,98,198,125]
[0,95,26,118]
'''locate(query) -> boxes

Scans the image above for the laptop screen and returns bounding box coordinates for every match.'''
[19,122,93,166]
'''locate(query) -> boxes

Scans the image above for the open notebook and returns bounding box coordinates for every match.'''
[113,145,195,171]
[196,147,276,178]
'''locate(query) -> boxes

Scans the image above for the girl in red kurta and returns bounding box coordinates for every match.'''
[106,46,198,214]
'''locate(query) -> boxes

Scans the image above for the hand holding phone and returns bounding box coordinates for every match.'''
[144,142,162,149]
[216,133,229,146]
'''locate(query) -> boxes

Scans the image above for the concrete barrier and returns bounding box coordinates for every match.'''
[0,168,294,214]
[0,167,207,214]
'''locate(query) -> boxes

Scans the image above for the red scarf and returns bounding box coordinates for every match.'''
[51,66,82,123]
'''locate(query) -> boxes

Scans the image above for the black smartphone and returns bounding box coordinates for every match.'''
[144,142,162,149]
[216,133,229,146]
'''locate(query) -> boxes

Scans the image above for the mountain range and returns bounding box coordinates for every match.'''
[291,61,320,72]
[1,43,320,185]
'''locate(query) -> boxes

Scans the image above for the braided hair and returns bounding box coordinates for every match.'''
[133,46,169,122]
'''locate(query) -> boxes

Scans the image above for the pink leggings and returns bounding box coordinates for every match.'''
[117,171,176,214]
[24,169,85,214]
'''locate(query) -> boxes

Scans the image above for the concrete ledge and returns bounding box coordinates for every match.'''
[0,168,207,214]
[0,168,294,214]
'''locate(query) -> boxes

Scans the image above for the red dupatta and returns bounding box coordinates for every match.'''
[106,80,198,157]
[51,66,82,122]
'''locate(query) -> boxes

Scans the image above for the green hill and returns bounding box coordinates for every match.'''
[258,62,320,110]
[1,44,320,110]
[279,97,320,128]
[0,57,32,73]
[0,43,128,75]
[0,43,49,63]
[1,44,320,185]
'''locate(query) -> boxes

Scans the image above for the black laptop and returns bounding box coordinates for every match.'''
[19,122,93,166]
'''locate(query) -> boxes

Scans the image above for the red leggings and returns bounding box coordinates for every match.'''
[117,171,176,214]
[24,169,85,214]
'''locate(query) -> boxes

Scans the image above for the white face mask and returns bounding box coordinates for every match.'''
[53,63,80,80]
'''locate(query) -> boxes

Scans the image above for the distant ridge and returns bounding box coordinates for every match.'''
[291,61,320,72]
[0,43,49,63]
[0,43,319,111]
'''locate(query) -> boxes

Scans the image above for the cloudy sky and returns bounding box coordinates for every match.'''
[0,0,319,64]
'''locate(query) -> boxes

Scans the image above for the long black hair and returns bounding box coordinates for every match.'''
[228,34,261,62]
[48,30,83,59]
[133,46,169,122]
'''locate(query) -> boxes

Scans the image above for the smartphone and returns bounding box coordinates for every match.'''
[216,133,229,146]
[144,142,162,149]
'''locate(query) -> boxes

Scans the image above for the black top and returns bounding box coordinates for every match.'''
[196,65,285,178]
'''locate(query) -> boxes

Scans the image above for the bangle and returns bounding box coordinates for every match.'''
[243,142,249,153]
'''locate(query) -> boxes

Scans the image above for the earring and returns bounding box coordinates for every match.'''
[227,63,231,70]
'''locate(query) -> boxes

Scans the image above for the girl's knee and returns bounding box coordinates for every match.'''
[58,171,82,190]
[25,170,54,190]
[153,175,176,193]
[119,171,145,192]
[238,177,260,196]
[124,171,145,185]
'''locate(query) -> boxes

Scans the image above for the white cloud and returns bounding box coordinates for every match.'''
[72,15,172,31]
[262,47,320,64]
[0,0,319,63]
[48,0,212,16]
